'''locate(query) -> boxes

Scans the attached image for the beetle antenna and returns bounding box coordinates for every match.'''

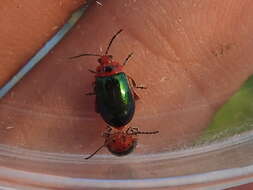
[84,143,106,160]
[84,138,113,160]
[126,127,159,135]
[136,130,159,135]
[123,52,133,66]
[69,53,102,59]
[105,29,123,55]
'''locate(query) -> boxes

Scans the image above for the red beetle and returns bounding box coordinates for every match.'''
[85,126,159,159]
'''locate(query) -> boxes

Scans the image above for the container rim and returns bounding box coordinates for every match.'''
[0,131,253,189]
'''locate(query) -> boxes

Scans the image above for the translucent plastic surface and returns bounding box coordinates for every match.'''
[1,73,253,189]
[0,132,252,189]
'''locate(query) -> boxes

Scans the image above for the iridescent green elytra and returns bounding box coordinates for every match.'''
[95,72,135,127]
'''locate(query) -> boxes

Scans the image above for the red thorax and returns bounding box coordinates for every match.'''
[95,55,123,77]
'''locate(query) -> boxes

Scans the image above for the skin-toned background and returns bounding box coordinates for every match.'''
[1,0,253,173]
[0,0,85,87]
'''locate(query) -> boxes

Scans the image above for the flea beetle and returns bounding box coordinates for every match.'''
[85,126,159,159]
[70,29,146,127]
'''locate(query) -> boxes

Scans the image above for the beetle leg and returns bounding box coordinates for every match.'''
[88,69,97,74]
[122,52,134,66]
[126,127,139,135]
[126,127,132,134]
[135,85,147,89]
[85,92,95,95]
[127,75,147,89]
[102,125,113,137]
[132,90,140,100]
[106,125,113,133]
[127,75,140,100]
[106,125,112,130]
[131,127,139,132]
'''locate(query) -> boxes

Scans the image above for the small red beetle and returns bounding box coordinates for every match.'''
[85,125,159,159]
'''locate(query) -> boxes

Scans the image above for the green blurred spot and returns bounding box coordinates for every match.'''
[195,75,253,144]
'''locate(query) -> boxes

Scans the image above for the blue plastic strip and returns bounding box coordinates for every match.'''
[0,3,90,99]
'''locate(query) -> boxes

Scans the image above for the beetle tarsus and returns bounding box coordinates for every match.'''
[127,75,146,90]
[136,85,147,89]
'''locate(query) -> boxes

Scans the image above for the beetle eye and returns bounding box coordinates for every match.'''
[108,55,113,59]
[104,66,113,72]
[98,58,102,63]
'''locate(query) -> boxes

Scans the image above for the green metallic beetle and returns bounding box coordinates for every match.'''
[70,29,146,128]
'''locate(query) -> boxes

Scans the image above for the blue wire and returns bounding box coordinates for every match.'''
[0,4,90,99]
